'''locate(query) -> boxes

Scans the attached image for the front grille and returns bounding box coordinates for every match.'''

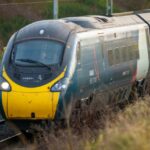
[13,73,51,83]
[44,73,51,80]
[14,73,21,80]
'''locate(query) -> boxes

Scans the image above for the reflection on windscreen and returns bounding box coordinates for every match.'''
[14,40,64,66]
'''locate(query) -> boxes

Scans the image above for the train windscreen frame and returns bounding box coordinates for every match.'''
[12,39,65,67]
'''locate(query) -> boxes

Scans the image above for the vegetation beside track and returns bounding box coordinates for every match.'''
[1,1,150,149]
[0,0,106,48]
[0,0,150,48]
[23,96,150,150]
[94,97,150,150]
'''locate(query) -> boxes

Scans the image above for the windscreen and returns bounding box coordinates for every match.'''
[13,40,64,66]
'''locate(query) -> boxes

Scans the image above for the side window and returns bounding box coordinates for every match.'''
[127,44,139,60]
[128,46,133,60]
[108,50,114,66]
[105,41,115,66]
[115,48,120,64]
[127,30,139,60]
[106,30,139,67]
[121,46,128,62]
[132,44,139,59]
[107,41,121,66]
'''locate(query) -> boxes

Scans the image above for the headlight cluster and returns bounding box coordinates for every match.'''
[0,76,11,91]
[51,78,69,92]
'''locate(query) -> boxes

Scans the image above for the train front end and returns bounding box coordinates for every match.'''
[0,20,77,123]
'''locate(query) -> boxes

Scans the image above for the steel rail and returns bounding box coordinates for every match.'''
[0,133,22,143]
[0,120,5,124]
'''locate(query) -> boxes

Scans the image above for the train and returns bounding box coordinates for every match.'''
[0,11,150,130]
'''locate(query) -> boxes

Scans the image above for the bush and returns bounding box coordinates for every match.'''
[0,16,30,44]
[43,1,105,19]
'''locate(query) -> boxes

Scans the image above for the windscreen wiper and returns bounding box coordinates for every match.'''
[16,59,51,70]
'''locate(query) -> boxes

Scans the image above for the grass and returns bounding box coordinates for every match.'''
[0,0,107,45]
[1,41,150,149]
[1,0,150,46]
[1,1,150,149]
[11,94,149,150]
[1,14,150,150]
[89,96,150,150]
[0,16,30,48]
[43,1,106,19]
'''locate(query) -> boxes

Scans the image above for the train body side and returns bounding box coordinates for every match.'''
[67,23,150,102]
[0,13,150,123]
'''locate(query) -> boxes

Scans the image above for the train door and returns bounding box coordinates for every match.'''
[76,37,104,98]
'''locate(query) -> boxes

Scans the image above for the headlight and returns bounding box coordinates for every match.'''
[51,78,69,92]
[0,76,11,91]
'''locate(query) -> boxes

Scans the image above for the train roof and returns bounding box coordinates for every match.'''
[15,12,150,42]
[138,12,150,24]
[15,20,84,43]
[63,14,146,30]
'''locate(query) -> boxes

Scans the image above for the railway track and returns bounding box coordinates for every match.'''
[0,120,5,124]
[0,132,22,149]
[0,132,22,143]
[0,119,26,149]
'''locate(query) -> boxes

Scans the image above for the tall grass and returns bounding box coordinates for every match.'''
[0,1,105,46]
[0,16,30,46]
[91,97,150,150]
[18,96,150,150]
[114,0,150,11]
[43,1,105,19]
[1,0,150,45]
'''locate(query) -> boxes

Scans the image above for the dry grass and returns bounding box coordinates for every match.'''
[17,95,150,150]
[114,0,150,11]
[23,93,117,150]
[91,96,150,150]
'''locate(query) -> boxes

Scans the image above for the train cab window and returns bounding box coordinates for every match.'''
[13,40,64,66]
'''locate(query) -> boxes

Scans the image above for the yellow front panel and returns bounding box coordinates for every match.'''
[52,93,60,119]
[7,92,55,119]
[2,92,8,118]
[2,68,66,120]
